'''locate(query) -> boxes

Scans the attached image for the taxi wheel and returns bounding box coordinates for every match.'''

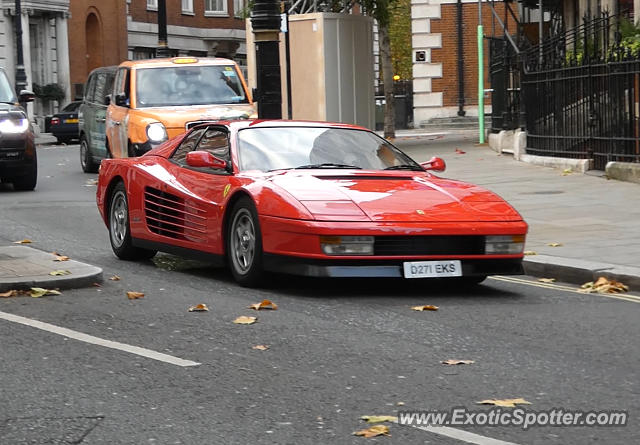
[227,197,264,287]
[108,182,156,261]
[80,136,98,173]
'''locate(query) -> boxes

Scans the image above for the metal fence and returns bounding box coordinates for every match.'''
[522,12,640,170]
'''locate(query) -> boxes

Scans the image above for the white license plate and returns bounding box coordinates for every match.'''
[403,260,462,278]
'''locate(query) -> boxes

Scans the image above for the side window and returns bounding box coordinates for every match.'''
[93,73,106,105]
[171,127,207,165]
[196,128,230,162]
[104,72,115,104]
[84,74,96,102]
[114,68,131,105]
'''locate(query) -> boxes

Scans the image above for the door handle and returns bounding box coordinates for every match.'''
[113,121,121,126]
[95,117,106,122]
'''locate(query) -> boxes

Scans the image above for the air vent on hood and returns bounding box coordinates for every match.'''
[144,187,207,242]
[314,175,411,181]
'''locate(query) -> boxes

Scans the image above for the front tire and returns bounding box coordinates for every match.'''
[12,153,37,191]
[227,197,264,287]
[80,136,98,173]
[108,182,156,260]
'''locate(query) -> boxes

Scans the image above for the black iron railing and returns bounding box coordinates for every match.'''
[522,11,640,170]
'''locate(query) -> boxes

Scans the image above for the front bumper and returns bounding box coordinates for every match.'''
[263,254,524,278]
[0,134,35,179]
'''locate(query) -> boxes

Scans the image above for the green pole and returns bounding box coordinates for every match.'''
[477,24,485,144]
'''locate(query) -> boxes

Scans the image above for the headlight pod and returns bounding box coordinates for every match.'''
[146,122,167,143]
[320,236,374,256]
[0,118,29,133]
[485,235,525,254]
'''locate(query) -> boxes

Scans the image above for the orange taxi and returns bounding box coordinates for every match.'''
[105,57,255,158]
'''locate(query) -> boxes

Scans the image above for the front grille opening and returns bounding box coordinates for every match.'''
[374,236,485,256]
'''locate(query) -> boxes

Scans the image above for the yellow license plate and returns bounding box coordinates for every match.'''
[64,118,79,123]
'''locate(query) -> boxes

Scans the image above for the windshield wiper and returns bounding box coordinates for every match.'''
[384,164,423,171]
[294,163,362,169]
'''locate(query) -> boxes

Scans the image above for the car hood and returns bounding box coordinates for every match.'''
[0,102,27,117]
[268,171,523,222]
[134,104,255,129]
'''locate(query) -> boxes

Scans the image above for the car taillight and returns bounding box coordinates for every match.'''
[51,117,60,125]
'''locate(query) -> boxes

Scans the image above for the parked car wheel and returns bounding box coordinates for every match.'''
[80,136,98,173]
[227,197,264,287]
[108,182,156,260]
[12,152,37,191]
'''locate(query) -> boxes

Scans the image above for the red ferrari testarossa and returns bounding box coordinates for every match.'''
[96,120,527,287]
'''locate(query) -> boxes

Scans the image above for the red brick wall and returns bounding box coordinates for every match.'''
[431,2,518,108]
[129,0,245,30]
[68,1,128,88]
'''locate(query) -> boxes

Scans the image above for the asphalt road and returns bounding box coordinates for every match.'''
[0,143,638,445]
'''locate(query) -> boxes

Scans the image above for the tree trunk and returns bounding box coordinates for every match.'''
[379,22,395,139]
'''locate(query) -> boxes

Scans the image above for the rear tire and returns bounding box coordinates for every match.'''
[80,136,98,173]
[108,182,156,260]
[12,153,37,191]
[226,197,264,287]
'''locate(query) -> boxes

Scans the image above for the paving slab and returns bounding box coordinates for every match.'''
[0,245,103,292]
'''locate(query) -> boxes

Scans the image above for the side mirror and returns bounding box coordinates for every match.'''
[104,95,111,105]
[19,90,35,103]
[115,93,128,107]
[186,151,228,170]
[420,156,446,172]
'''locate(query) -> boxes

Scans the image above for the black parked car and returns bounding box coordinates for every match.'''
[51,101,81,144]
[0,68,36,191]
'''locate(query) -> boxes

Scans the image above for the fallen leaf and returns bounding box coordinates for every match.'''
[477,398,532,408]
[411,305,439,311]
[547,242,563,247]
[442,359,475,365]
[49,270,71,276]
[538,278,556,283]
[188,303,209,312]
[30,287,61,298]
[126,291,145,299]
[85,179,99,186]
[92,283,102,287]
[248,299,278,310]
[360,415,398,424]
[455,148,466,154]
[109,275,121,281]
[561,168,572,175]
[523,250,537,255]
[0,290,18,298]
[353,424,390,438]
[580,277,628,294]
[252,344,269,351]
[13,239,32,244]
[396,402,405,406]
[233,316,257,325]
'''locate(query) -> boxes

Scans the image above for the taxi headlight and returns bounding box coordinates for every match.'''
[146,122,167,143]
[485,235,525,254]
[320,236,374,256]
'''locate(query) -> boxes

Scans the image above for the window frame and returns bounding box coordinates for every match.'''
[147,0,158,11]
[204,0,228,16]
[181,0,194,14]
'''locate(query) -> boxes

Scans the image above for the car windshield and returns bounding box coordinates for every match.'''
[237,127,422,172]
[0,71,17,103]
[135,65,248,108]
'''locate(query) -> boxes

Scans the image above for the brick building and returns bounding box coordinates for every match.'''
[411,0,517,125]
[68,0,249,100]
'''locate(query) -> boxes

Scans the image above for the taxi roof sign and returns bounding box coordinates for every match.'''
[172,57,199,64]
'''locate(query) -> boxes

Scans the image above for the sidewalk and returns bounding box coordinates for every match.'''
[397,130,640,290]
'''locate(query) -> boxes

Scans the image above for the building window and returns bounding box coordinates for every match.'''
[182,0,194,14]
[234,0,246,17]
[147,0,158,11]
[205,0,227,16]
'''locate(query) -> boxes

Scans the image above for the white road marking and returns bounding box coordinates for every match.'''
[489,276,640,303]
[0,310,200,367]
[405,424,520,445]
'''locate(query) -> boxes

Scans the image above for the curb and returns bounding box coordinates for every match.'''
[524,254,640,291]
[0,246,103,292]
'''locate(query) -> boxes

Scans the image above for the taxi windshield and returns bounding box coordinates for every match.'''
[135,65,248,108]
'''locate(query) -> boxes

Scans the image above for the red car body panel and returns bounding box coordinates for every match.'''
[97,119,528,278]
